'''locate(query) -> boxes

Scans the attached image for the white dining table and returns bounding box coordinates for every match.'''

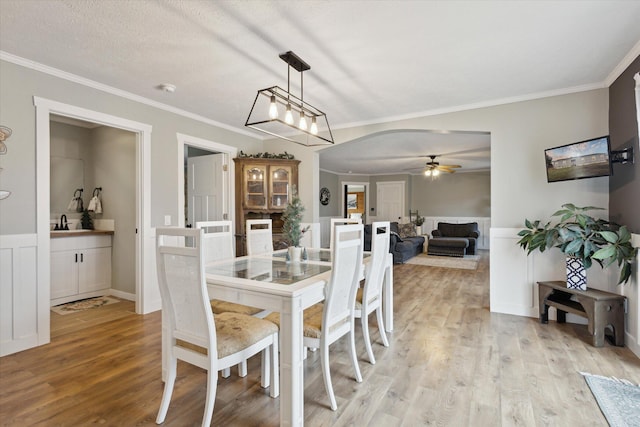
[202,248,393,427]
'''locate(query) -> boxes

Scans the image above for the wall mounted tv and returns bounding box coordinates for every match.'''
[544,136,611,183]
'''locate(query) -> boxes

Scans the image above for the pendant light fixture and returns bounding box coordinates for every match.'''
[245,51,334,146]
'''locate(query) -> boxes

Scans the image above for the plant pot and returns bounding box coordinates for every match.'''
[566,256,587,291]
[288,246,303,263]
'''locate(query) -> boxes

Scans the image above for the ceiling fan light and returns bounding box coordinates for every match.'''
[433,169,440,176]
[424,170,431,177]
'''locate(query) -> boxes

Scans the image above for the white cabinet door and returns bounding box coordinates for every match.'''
[50,250,79,299]
[78,247,112,293]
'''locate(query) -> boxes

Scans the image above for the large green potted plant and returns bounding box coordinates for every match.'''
[517,203,637,287]
[282,186,309,262]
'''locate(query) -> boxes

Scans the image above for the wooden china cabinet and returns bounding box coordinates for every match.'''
[233,157,300,256]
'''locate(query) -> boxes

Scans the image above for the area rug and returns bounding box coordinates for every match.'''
[580,372,640,427]
[404,254,479,270]
[51,296,120,315]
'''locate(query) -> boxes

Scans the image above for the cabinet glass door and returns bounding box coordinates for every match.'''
[244,165,267,209]
[269,166,292,209]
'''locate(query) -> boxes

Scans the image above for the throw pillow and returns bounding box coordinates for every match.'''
[398,223,417,238]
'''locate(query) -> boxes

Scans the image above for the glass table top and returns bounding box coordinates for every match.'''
[272,248,370,263]
[206,258,331,285]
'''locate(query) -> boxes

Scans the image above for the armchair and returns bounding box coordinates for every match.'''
[431,222,480,255]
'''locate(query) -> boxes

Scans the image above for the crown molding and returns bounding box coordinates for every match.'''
[0,51,261,140]
[604,39,640,87]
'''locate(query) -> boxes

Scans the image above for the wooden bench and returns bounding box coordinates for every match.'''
[538,281,626,347]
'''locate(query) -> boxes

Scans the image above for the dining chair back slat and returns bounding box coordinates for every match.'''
[196,220,234,262]
[246,219,273,255]
[329,217,362,249]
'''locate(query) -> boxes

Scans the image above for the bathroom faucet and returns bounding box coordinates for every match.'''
[59,214,68,230]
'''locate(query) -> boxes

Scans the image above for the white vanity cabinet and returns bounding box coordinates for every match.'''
[50,233,112,306]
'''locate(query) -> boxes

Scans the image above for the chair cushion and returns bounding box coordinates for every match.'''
[429,237,469,248]
[210,299,263,316]
[215,312,278,358]
[176,312,277,359]
[265,303,325,339]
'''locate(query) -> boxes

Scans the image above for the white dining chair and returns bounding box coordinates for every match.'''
[196,220,263,315]
[355,221,390,364]
[299,222,321,249]
[246,219,274,255]
[155,227,279,427]
[266,223,364,411]
[196,220,269,378]
[329,217,362,250]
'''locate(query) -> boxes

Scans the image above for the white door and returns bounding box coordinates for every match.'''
[187,154,224,227]
[377,181,405,222]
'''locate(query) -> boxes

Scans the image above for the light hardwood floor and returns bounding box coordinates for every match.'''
[1,251,639,426]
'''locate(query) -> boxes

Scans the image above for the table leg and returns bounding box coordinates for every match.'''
[279,296,305,426]
[383,254,394,332]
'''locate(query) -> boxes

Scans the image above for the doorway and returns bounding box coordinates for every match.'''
[342,183,367,223]
[176,133,236,229]
[35,97,153,354]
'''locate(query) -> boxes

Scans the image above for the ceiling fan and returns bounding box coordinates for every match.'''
[421,155,461,176]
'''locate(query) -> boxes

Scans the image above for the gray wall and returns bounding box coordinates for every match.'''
[319,170,340,217]
[91,126,136,294]
[609,55,639,233]
[411,171,490,217]
[318,170,490,219]
[0,59,263,235]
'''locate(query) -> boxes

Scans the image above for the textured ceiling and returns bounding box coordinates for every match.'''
[1,0,639,174]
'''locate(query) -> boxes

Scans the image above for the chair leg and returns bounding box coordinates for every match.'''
[320,339,337,411]
[202,367,217,427]
[238,360,248,377]
[261,348,270,389]
[376,305,389,347]
[270,333,279,398]
[361,310,376,365]
[221,367,230,378]
[156,356,177,424]
[349,320,363,383]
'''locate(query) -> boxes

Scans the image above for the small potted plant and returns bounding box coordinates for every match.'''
[282,186,309,262]
[517,203,637,288]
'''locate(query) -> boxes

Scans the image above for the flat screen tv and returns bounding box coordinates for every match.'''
[544,136,611,183]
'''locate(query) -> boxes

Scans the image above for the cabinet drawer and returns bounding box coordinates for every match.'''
[51,235,112,251]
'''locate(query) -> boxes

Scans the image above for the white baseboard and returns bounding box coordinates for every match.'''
[109,289,136,301]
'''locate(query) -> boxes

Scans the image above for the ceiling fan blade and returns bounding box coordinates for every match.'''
[439,164,461,168]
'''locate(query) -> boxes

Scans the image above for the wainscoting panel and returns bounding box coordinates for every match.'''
[0,234,42,357]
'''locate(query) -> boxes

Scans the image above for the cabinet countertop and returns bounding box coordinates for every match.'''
[50,230,114,238]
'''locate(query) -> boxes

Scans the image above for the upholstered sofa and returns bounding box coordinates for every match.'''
[364,222,425,264]
[431,222,480,255]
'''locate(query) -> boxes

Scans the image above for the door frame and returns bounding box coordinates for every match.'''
[340,181,369,220]
[35,97,152,327]
[176,133,237,228]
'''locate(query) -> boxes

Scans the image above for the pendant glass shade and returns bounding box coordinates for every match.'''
[269,95,279,119]
[284,103,294,124]
[310,116,318,135]
[299,111,307,131]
